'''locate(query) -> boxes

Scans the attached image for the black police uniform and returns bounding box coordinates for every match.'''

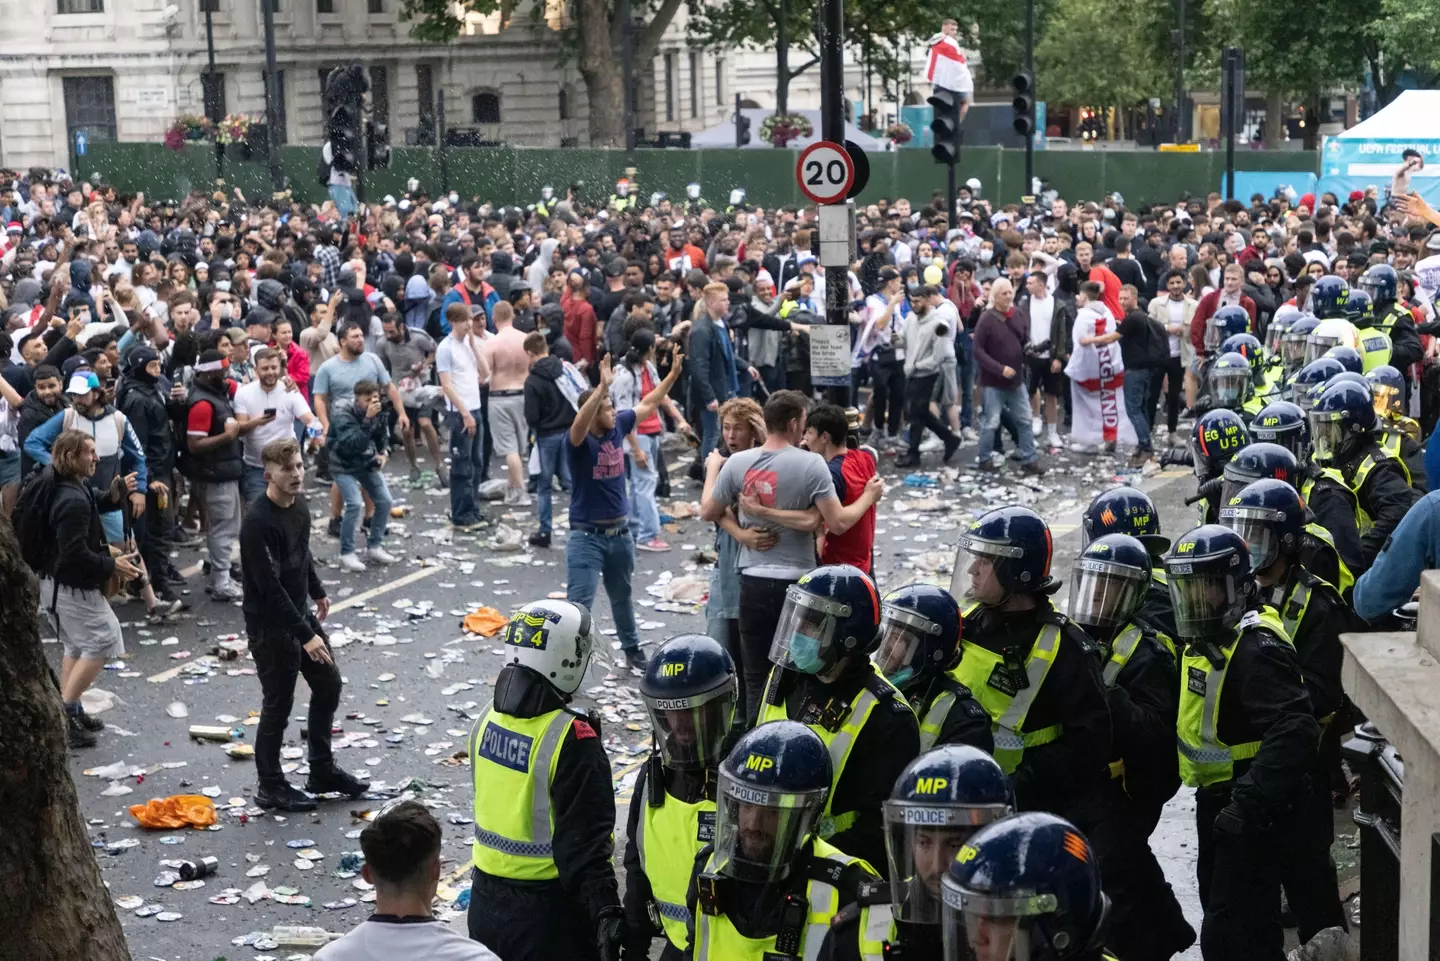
[466,668,620,961]
[1189,611,1319,961]
[961,602,1114,820]
[1335,436,1420,566]
[1137,570,1179,640]
[761,660,920,873]
[913,673,994,754]
[1301,468,1366,576]
[1264,567,1359,943]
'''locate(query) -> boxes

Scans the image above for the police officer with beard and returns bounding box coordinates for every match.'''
[1164,525,1318,960]
[1067,535,1194,961]
[818,746,1015,961]
[466,601,626,961]
[757,564,921,874]
[623,634,737,960]
[948,507,1114,824]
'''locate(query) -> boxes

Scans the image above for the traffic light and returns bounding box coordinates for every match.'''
[928,88,960,166]
[324,64,368,173]
[367,119,391,169]
[1012,72,1035,137]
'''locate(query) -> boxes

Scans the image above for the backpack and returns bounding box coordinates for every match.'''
[14,464,59,575]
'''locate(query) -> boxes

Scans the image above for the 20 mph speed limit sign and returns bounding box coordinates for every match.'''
[796,140,855,205]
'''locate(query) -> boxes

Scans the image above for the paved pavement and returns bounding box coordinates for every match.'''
[60,435,1356,959]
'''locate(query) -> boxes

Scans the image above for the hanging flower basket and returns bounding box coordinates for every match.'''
[886,123,913,144]
[179,114,214,141]
[216,113,254,146]
[760,113,813,148]
[163,122,187,152]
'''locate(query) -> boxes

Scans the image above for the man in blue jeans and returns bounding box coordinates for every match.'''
[325,380,398,572]
[437,303,491,528]
[567,352,682,672]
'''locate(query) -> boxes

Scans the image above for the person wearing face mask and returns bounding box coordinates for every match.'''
[817,746,1014,961]
[115,345,186,614]
[948,508,1113,827]
[755,564,920,873]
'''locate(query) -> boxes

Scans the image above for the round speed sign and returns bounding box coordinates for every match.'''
[796,140,855,205]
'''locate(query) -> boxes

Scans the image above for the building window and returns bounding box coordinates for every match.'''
[201,71,226,122]
[316,0,333,11]
[57,0,104,11]
[370,66,389,127]
[558,86,569,120]
[472,91,500,124]
[416,64,435,144]
[664,53,675,122]
[63,76,116,168]
[265,0,280,10]
[689,52,700,119]
[715,57,724,106]
[368,0,384,11]
[262,69,287,143]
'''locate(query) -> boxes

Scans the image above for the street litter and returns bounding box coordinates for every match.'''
[128,795,217,829]
[463,606,508,636]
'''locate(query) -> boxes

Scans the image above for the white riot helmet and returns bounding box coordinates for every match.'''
[965,177,982,196]
[541,185,555,201]
[687,182,701,200]
[501,600,595,695]
[729,187,747,207]
[1304,317,1360,365]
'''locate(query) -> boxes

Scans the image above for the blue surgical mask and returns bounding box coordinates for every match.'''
[788,633,826,674]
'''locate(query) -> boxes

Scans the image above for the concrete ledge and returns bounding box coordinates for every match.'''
[1342,627,1440,959]
[1416,569,1440,661]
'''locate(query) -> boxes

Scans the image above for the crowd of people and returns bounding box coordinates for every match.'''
[9,159,1440,961]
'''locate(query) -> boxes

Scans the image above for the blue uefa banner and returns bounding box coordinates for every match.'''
[1320,135,1440,204]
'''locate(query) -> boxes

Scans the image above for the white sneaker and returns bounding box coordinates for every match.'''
[504,488,534,507]
[920,434,944,453]
[367,547,400,565]
[339,552,367,572]
[961,427,980,443]
[1070,441,1099,454]
[1045,428,1063,449]
[1031,416,1043,435]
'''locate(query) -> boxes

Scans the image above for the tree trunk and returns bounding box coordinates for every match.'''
[1302,89,1321,151]
[0,518,129,960]
[776,0,789,117]
[1264,89,1284,147]
[577,0,626,146]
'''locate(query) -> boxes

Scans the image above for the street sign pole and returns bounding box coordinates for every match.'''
[820,0,848,408]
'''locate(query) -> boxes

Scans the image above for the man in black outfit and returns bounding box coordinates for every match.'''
[240,436,370,811]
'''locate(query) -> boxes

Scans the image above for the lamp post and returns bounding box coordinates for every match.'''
[202,0,223,185]
[260,0,283,194]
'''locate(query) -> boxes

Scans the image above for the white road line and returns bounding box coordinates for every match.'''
[330,564,445,613]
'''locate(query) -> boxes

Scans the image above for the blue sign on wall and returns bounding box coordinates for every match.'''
[74,131,88,156]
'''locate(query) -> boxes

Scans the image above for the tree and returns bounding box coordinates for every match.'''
[1370,0,1440,104]
[0,519,129,960]
[1035,0,1171,116]
[399,0,686,147]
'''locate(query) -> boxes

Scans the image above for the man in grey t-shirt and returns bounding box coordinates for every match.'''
[701,390,853,721]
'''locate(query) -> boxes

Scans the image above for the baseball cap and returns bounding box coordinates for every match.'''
[66,371,100,395]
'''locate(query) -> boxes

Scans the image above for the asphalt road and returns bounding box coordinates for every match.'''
[58,437,1340,960]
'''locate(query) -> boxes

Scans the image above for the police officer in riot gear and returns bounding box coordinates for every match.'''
[467,601,626,961]
[1082,485,1175,639]
[1288,357,1344,412]
[1309,275,1350,320]
[1203,351,1254,414]
[687,720,884,961]
[1220,480,1359,943]
[1358,263,1424,382]
[941,812,1117,961]
[1249,400,1308,461]
[1186,408,1249,524]
[759,564,921,872]
[1324,344,1365,375]
[819,746,1015,961]
[1068,535,1195,960]
[949,507,1113,824]
[1280,316,1321,381]
[1367,364,1427,489]
[1163,525,1318,960]
[873,584,993,753]
[623,634,738,960]
[1309,380,1420,567]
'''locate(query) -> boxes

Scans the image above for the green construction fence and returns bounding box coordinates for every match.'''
[83,142,1318,210]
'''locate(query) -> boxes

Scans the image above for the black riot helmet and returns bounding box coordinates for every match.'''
[640,634,737,772]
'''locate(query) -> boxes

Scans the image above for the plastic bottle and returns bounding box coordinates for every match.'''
[270,925,334,948]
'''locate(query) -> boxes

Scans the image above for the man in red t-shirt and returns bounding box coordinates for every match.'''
[805,404,885,574]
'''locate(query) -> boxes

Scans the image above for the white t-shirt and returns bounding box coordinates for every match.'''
[1165,298,1187,357]
[313,919,500,961]
[1027,293,1055,358]
[436,333,482,412]
[233,379,313,466]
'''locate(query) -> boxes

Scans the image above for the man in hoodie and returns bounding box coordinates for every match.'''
[897,286,963,467]
[115,345,184,608]
[523,331,576,549]
[326,379,399,572]
[18,363,66,478]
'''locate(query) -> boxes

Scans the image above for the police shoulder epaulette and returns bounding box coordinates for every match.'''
[863,671,900,702]
[1062,621,1099,655]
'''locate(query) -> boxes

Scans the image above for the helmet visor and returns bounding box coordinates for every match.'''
[1204,318,1224,351]
[769,586,850,675]
[942,884,1055,961]
[1282,332,1310,373]
[1372,383,1402,416]
[1067,558,1147,630]
[874,605,944,691]
[1249,422,1301,459]
[950,537,1025,607]
[1305,335,1341,365]
[1293,382,1323,413]
[1209,368,1251,409]
[1308,410,1346,462]
[1219,470,1261,510]
[712,773,825,882]
[884,804,1005,924]
[1218,506,1282,571]
[1164,568,1244,640]
[643,684,736,771]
